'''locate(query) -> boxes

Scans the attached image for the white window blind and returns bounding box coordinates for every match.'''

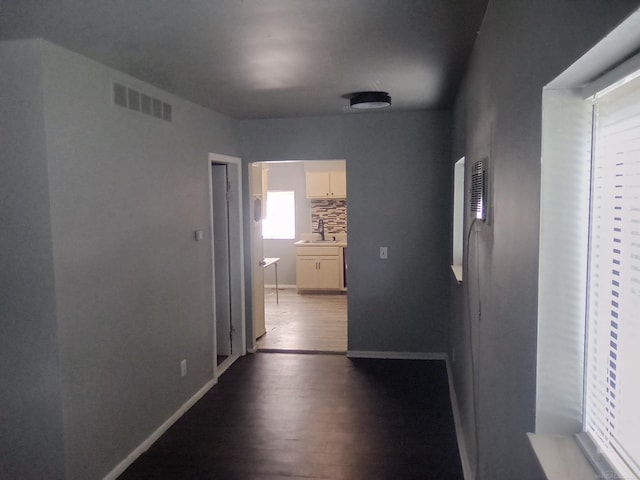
[585,71,640,479]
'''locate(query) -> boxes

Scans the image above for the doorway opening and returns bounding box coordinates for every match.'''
[209,153,246,376]
[249,160,348,353]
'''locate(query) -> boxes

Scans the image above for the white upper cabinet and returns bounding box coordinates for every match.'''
[329,170,346,197]
[306,171,347,198]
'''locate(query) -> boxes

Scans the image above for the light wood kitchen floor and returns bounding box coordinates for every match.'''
[257,288,348,353]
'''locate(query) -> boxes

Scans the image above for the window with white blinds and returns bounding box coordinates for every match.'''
[584,70,640,479]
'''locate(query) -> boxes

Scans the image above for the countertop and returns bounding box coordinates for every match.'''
[294,240,348,247]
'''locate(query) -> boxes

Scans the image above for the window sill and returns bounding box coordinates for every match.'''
[527,433,598,480]
[451,264,463,284]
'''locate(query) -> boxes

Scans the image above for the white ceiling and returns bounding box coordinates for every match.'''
[0,0,488,119]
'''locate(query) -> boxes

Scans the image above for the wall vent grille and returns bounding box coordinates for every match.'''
[470,159,487,221]
[113,83,172,122]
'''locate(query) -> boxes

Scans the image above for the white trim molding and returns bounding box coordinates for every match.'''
[445,356,473,480]
[450,264,463,284]
[215,354,241,377]
[346,350,447,360]
[528,433,598,480]
[102,379,216,480]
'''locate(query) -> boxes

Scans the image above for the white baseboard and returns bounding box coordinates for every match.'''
[102,378,217,480]
[215,354,239,376]
[102,352,471,480]
[346,350,447,360]
[445,355,473,480]
[264,284,296,289]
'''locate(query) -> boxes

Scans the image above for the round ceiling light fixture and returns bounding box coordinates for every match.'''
[350,91,391,109]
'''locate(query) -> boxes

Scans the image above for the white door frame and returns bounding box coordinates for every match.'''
[249,163,266,348]
[248,158,349,353]
[208,153,246,377]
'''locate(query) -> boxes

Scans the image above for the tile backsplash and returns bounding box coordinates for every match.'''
[311,199,347,233]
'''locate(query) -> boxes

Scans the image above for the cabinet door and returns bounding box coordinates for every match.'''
[306,172,331,198]
[296,256,319,289]
[317,256,341,289]
[329,171,347,198]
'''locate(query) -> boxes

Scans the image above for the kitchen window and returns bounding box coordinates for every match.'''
[262,190,295,240]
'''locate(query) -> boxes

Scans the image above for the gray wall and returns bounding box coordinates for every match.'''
[42,41,239,480]
[1,39,240,480]
[262,161,311,285]
[449,2,640,479]
[240,111,452,354]
[0,39,66,480]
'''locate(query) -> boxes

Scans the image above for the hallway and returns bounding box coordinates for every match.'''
[118,353,463,479]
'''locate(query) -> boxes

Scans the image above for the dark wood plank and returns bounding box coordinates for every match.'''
[118,353,463,480]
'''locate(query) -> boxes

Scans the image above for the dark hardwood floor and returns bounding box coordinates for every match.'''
[118,353,463,480]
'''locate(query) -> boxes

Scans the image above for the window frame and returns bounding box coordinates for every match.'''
[451,157,465,283]
[535,23,640,479]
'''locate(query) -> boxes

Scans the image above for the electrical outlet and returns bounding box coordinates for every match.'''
[379,247,388,260]
[180,359,187,377]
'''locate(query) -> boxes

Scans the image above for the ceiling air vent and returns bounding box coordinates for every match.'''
[113,82,172,122]
[470,158,487,221]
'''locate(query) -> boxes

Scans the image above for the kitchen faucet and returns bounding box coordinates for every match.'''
[318,218,325,241]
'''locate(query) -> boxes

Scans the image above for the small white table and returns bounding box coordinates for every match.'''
[262,257,280,304]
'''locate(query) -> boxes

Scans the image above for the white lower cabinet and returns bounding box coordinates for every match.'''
[296,247,344,291]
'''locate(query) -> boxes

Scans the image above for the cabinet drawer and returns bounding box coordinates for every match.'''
[296,246,341,256]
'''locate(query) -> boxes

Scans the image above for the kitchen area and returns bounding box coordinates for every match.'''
[256,160,348,352]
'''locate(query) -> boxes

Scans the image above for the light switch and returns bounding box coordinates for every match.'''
[380,247,388,260]
[194,229,204,241]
